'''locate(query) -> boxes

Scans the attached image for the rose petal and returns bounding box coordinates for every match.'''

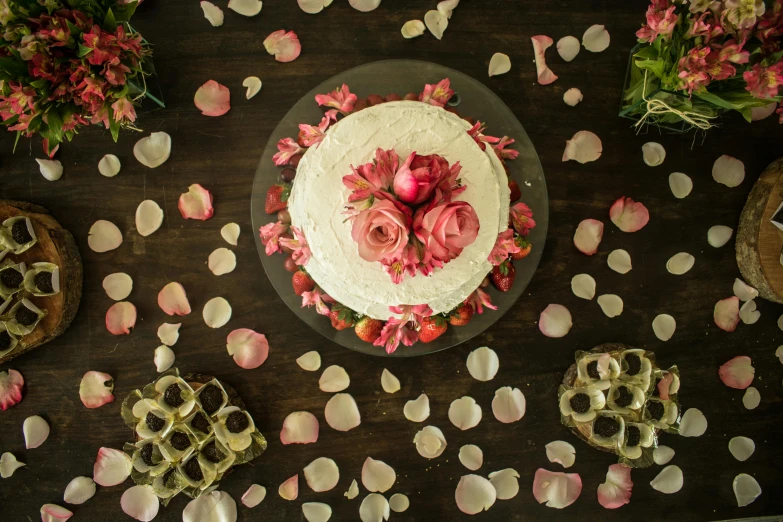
[263,30,301,62]
[227,0,262,16]
[533,468,583,508]
[607,249,632,274]
[281,411,319,445]
[226,328,268,369]
[733,279,759,301]
[324,393,361,431]
[448,396,482,430]
[40,504,73,522]
[404,394,430,422]
[362,457,396,493]
[650,465,683,494]
[653,446,675,465]
[563,88,583,106]
[194,80,231,116]
[103,273,133,301]
[531,35,558,85]
[571,273,596,300]
[712,155,745,187]
[491,387,526,424]
[349,0,381,12]
[302,503,332,522]
[279,475,299,500]
[36,158,63,181]
[437,0,459,17]
[0,452,25,478]
[573,219,603,255]
[653,314,676,341]
[319,365,350,392]
[79,371,114,409]
[679,408,707,437]
[242,76,262,99]
[751,102,778,121]
[424,10,448,40]
[208,248,237,276]
[98,154,121,177]
[610,197,649,232]
[121,485,159,521]
[708,225,733,248]
[157,323,181,346]
[298,0,331,14]
[296,351,321,371]
[669,172,693,199]
[582,24,610,52]
[183,491,237,522]
[200,1,224,26]
[241,484,266,508]
[642,142,666,167]
[345,479,359,499]
[304,457,340,492]
[413,425,447,459]
[563,130,601,163]
[88,220,123,252]
[380,369,400,393]
[389,494,409,513]
[666,252,695,275]
[545,441,576,469]
[719,355,754,389]
[729,436,755,462]
[739,299,760,325]
[539,304,573,338]
[135,200,164,237]
[733,473,762,507]
[714,297,740,332]
[597,294,624,318]
[93,447,132,486]
[556,35,580,61]
[221,223,241,245]
[597,464,632,509]
[203,297,232,328]
[133,132,171,169]
[0,369,24,410]
[743,386,761,409]
[401,20,425,39]
[63,476,96,504]
[456,474,497,514]
[106,302,137,335]
[488,53,511,77]
[178,184,214,220]
[466,346,499,381]
[489,468,520,500]
[458,445,483,471]
[154,345,175,373]
[359,493,390,522]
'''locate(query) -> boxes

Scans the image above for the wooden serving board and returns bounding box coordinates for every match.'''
[737,158,783,304]
[0,200,82,363]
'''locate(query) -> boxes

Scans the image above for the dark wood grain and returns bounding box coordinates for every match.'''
[1,1,783,521]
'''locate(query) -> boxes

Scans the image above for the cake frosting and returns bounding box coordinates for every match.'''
[288,101,510,320]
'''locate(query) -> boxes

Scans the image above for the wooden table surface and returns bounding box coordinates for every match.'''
[1,1,782,521]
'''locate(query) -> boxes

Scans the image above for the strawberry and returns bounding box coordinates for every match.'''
[491,260,516,292]
[510,237,532,260]
[353,98,368,112]
[330,306,355,330]
[355,316,383,343]
[385,93,402,102]
[449,303,474,326]
[419,315,448,343]
[403,92,419,101]
[367,94,385,106]
[508,180,521,203]
[265,184,290,214]
[292,270,315,296]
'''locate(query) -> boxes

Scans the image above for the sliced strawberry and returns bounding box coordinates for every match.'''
[265,184,290,214]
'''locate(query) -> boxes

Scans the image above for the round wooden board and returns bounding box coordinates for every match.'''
[0,200,83,363]
[737,157,783,304]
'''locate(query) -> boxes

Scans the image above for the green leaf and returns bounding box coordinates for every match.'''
[109,114,120,142]
[28,114,43,133]
[77,43,92,57]
[0,57,28,78]
[45,109,64,141]
[113,3,139,22]
[29,79,48,89]
[65,19,81,38]
[103,8,117,32]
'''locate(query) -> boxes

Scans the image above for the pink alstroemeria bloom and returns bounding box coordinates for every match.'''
[111,97,136,123]
[104,62,130,86]
[374,147,400,187]
[717,39,750,64]
[467,121,501,151]
[374,304,432,354]
[419,78,454,107]
[382,244,419,284]
[301,287,330,316]
[488,228,521,266]
[725,0,766,29]
[259,221,289,255]
[465,287,498,315]
[279,225,312,266]
[743,62,783,99]
[706,55,736,80]
[315,84,358,114]
[82,25,120,66]
[678,69,711,94]
[493,136,519,160]
[414,201,480,262]
[273,137,304,166]
[509,202,536,236]
[636,5,678,42]
[298,109,337,147]
[685,13,711,38]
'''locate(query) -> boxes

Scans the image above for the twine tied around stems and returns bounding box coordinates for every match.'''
[633,70,718,131]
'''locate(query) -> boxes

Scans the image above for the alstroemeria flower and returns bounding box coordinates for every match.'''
[301,287,330,316]
[743,62,783,99]
[259,221,289,255]
[374,304,432,354]
[467,121,501,151]
[636,5,678,43]
[717,39,750,64]
[382,244,419,284]
[419,78,454,107]
[111,97,136,124]
[465,287,497,315]
[273,137,304,166]
[685,12,711,38]
[509,202,536,236]
[279,225,311,266]
[493,136,519,160]
[315,84,357,114]
[488,229,521,266]
[298,109,337,147]
[725,0,766,29]
[706,55,736,81]
[678,68,711,94]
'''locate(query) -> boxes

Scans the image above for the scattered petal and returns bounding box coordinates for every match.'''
[729,436,755,462]
[178,184,214,220]
[281,411,319,445]
[714,297,741,332]
[200,1,224,26]
[437,0,459,17]
[424,10,448,40]
[653,446,675,465]
[98,154,121,177]
[279,475,299,500]
[221,223,241,245]
[571,273,596,300]
[296,351,321,371]
[669,172,693,199]
[531,35,558,85]
[448,396,482,430]
[106,302,137,335]
[597,294,624,318]
[389,494,409,513]
[708,225,733,247]
[298,0,331,14]
[573,219,603,255]
[121,485,159,521]
[359,493,390,522]
[563,88,583,106]
[88,220,122,252]
[93,447,131,486]
[304,457,340,492]
[532,469,582,509]
[263,30,301,62]
[154,345,175,372]
[194,80,231,117]
[209,248,237,276]
[157,323,181,346]
[556,36,580,62]
[63,476,95,504]
[733,473,762,507]
[226,328,268,369]
[345,479,359,499]
[650,465,683,494]
[778,345,783,363]
[0,452,25,478]
[751,102,778,121]
[241,484,266,508]
[133,132,171,169]
[491,387,526,423]
[712,155,745,188]
[40,504,73,522]
[582,24,610,52]
[362,457,396,493]
[413,425,447,459]
[203,297,232,328]
[303,503,332,522]
[401,20,425,39]
[455,474,496,514]
[349,0,381,12]
[488,53,511,77]
[458,445,483,471]
[652,314,676,341]
[466,346,499,382]
[79,371,114,409]
[489,468,520,500]
[103,273,132,301]
[607,249,632,274]
[719,356,754,389]
[563,130,601,163]
[545,441,576,469]
[740,300,760,325]
[666,252,695,275]
[679,408,708,437]
[743,386,760,409]
[36,158,63,181]
[242,77,262,99]
[539,304,572,338]
[404,394,430,422]
[135,200,164,237]
[227,0,262,16]
[324,393,361,431]
[0,369,24,410]
[319,365,350,392]
[597,464,633,509]
[610,197,649,232]
[183,491,237,522]
[733,279,758,301]
[642,142,666,167]
[381,369,400,393]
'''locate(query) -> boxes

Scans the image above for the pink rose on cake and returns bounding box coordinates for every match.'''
[414,201,480,262]
[351,199,410,262]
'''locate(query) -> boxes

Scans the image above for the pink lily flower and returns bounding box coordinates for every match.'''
[315,84,358,114]
[493,136,519,160]
[298,109,338,147]
[273,137,304,166]
[488,229,521,266]
[373,304,432,354]
[419,78,454,107]
[465,287,498,315]
[301,287,330,316]
[509,202,536,236]
[279,225,312,266]
[259,221,289,255]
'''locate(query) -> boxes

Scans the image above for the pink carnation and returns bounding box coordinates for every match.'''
[351,199,410,262]
[259,221,289,255]
[414,201,480,262]
[488,228,521,266]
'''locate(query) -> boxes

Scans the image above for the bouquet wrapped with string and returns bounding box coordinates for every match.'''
[622,0,782,131]
[0,0,153,156]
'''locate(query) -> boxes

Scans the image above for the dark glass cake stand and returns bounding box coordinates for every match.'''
[251,60,548,357]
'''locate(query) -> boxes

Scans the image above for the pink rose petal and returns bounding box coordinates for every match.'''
[194,80,231,117]
[241,484,266,508]
[304,457,340,492]
[539,304,572,338]
[121,485,159,522]
[183,491,237,522]
[280,411,319,445]
[532,468,582,509]
[40,504,73,522]
[105,302,137,335]
[531,35,558,85]
[597,464,632,509]
[226,328,269,369]
[88,220,123,253]
[556,35,580,61]
[582,24,610,52]
[719,355,754,389]
[573,219,603,255]
[714,296,740,332]
[491,386,526,423]
[324,393,361,431]
[362,457,396,493]
[264,30,301,62]
[349,0,381,11]
[79,371,115,409]
[0,369,24,410]
[93,447,132,487]
[455,474,496,515]
[712,155,745,188]
[562,130,602,163]
[279,474,299,500]
[609,197,649,233]
[178,183,214,220]
[545,441,576,468]
[158,282,191,316]
[23,415,49,449]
